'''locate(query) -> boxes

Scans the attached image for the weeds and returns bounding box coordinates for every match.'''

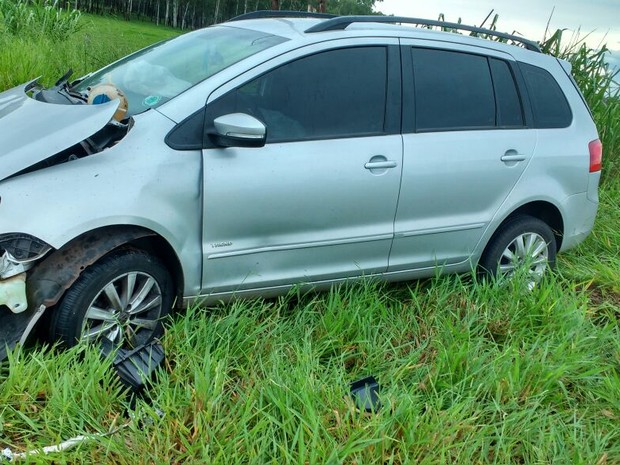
[0,13,178,90]
[541,29,620,181]
[0,0,81,41]
[1,277,618,463]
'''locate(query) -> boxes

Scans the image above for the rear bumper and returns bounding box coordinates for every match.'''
[559,191,598,252]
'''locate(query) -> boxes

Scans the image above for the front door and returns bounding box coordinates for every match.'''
[200,44,403,294]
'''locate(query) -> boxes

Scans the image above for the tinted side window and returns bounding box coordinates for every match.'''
[411,48,495,131]
[206,47,388,142]
[489,58,524,127]
[519,62,572,128]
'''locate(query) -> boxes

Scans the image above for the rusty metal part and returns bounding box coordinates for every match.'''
[27,226,156,310]
[1,227,155,362]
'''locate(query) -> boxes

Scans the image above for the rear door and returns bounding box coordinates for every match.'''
[201,40,403,293]
[389,42,537,271]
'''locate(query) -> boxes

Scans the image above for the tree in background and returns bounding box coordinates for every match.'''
[328,0,379,15]
[71,0,381,29]
[270,0,380,14]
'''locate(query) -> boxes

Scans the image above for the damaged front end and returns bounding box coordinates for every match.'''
[0,79,129,182]
[0,77,134,361]
[0,228,159,361]
[0,234,52,360]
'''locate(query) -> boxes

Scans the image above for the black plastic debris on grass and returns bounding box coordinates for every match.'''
[349,376,381,413]
[99,339,165,394]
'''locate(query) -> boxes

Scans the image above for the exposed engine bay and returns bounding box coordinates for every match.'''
[21,70,132,176]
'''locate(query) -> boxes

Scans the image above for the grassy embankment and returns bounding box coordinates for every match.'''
[0,12,179,89]
[1,11,620,464]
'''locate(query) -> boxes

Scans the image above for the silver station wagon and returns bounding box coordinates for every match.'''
[0,12,602,358]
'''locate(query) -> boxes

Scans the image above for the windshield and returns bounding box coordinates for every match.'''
[73,26,288,117]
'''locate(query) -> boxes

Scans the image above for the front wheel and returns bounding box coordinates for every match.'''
[478,215,557,288]
[50,249,174,348]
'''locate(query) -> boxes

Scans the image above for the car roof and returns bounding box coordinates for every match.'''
[223,15,542,55]
[221,17,324,39]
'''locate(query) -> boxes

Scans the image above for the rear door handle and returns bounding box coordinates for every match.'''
[365,161,398,170]
[501,150,526,163]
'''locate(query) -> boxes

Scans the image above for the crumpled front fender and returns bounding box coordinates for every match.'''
[0,80,119,181]
[0,226,155,361]
[26,226,155,309]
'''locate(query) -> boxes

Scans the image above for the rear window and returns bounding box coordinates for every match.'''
[519,62,572,128]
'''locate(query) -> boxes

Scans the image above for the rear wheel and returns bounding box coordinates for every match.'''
[50,249,174,348]
[478,215,556,288]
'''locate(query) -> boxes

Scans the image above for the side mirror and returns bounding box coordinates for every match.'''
[209,113,266,148]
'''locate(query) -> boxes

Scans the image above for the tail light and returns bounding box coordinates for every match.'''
[589,139,603,173]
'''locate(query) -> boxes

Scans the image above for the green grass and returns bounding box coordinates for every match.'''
[1,274,619,463]
[0,10,619,464]
[0,13,178,90]
[561,181,620,293]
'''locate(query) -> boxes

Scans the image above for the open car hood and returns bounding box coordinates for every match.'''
[0,81,119,181]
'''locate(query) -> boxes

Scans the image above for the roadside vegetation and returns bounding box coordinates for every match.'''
[0,11,179,90]
[0,5,619,464]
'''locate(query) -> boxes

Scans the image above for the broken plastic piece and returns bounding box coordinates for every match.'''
[0,234,52,264]
[0,252,26,280]
[349,376,381,413]
[100,339,165,393]
[2,435,91,462]
[87,84,128,122]
[0,273,27,313]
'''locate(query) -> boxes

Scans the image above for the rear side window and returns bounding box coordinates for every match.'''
[489,58,524,127]
[411,48,495,131]
[519,62,572,128]
[407,48,526,132]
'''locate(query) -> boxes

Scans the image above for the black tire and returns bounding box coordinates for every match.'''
[50,248,174,348]
[478,215,557,286]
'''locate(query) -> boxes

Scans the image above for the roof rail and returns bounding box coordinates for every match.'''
[305,16,541,53]
[228,10,337,22]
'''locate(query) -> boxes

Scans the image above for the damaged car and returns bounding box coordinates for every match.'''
[0,12,602,359]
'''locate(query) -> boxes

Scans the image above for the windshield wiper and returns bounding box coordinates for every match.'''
[33,69,86,104]
[55,68,73,87]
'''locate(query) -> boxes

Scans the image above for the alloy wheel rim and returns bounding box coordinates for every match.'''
[81,271,163,346]
[498,232,549,289]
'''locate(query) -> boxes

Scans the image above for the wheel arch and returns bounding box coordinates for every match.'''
[483,201,564,260]
[124,234,185,309]
[502,201,564,250]
[27,225,184,313]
